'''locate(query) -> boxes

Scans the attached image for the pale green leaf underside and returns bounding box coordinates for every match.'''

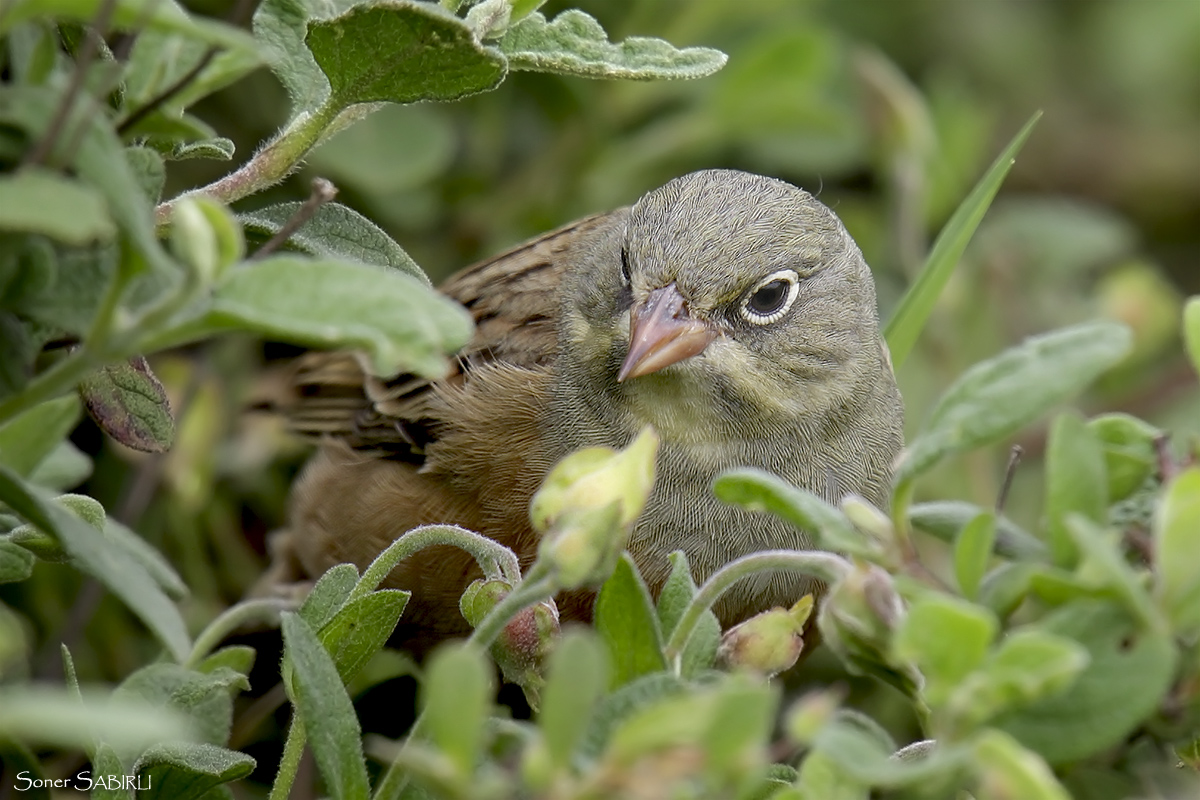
[500,10,727,80]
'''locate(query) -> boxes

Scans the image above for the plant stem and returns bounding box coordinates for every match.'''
[373,563,559,800]
[185,597,295,669]
[0,349,98,426]
[663,550,851,666]
[353,524,523,599]
[154,99,342,225]
[269,716,307,800]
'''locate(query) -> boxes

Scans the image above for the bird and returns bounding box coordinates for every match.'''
[261,169,904,646]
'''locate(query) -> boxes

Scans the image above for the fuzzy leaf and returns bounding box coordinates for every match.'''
[0,169,114,244]
[1154,468,1200,636]
[1044,413,1107,567]
[1185,297,1200,377]
[318,589,408,683]
[239,202,426,281]
[134,742,255,800]
[898,321,1132,483]
[656,551,719,677]
[280,612,369,800]
[499,10,726,80]
[199,256,473,379]
[0,394,81,477]
[993,600,1177,764]
[538,630,607,770]
[80,357,175,453]
[595,554,666,687]
[953,510,995,600]
[422,643,493,780]
[714,468,879,557]
[307,2,507,108]
[170,137,235,161]
[0,467,191,662]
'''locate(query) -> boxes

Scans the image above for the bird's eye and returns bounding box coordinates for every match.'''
[619,247,632,286]
[741,269,800,325]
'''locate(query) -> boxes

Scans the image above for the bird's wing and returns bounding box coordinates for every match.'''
[276,211,620,459]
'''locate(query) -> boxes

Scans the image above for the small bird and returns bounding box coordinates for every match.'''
[264,169,903,645]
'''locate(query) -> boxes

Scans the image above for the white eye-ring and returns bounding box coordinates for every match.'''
[741,269,800,325]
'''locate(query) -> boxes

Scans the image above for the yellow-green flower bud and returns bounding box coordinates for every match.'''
[169,196,243,284]
[818,563,903,669]
[538,505,623,589]
[530,426,658,534]
[717,595,814,677]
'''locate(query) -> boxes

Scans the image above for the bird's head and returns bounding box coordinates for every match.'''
[559,169,889,445]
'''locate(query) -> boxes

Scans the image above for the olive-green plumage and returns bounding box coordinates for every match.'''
[264,169,904,645]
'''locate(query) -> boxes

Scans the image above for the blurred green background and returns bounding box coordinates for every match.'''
[4,0,1198,788]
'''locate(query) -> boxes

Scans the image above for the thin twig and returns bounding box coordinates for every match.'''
[250,178,339,259]
[995,444,1023,515]
[117,47,219,135]
[22,0,120,167]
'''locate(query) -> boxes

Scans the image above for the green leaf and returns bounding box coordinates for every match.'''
[195,645,256,677]
[239,202,427,281]
[0,86,176,276]
[909,501,1046,560]
[280,612,369,800]
[1044,413,1107,567]
[953,510,995,600]
[577,672,686,760]
[656,551,719,677]
[951,630,1088,725]
[105,517,188,600]
[893,595,997,707]
[595,553,666,688]
[1154,468,1200,636]
[700,678,777,783]
[714,468,880,558]
[422,643,492,778]
[123,29,261,116]
[538,630,607,770]
[299,562,359,631]
[252,0,352,115]
[993,600,1177,764]
[0,686,190,753]
[499,10,727,80]
[91,742,134,800]
[134,742,255,800]
[318,590,408,683]
[2,0,258,54]
[1065,515,1161,630]
[972,730,1071,800]
[0,539,35,583]
[198,256,473,379]
[124,146,166,206]
[1185,297,1200,377]
[27,439,93,490]
[1088,413,1160,502]
[307,2,507,108]
[0,468,191,662]
[0,394,81,477]
[884,111,1040,369]
[0,169,114,245]
[897,321,1132,484]
[170,138,235,161]
[79,357,175,453]
[116,664,247,748]
[978,562,1037,620]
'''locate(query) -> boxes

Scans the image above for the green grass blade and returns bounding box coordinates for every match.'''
[884,111,1042,369]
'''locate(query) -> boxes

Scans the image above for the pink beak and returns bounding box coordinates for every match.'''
[618,283,718,382]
